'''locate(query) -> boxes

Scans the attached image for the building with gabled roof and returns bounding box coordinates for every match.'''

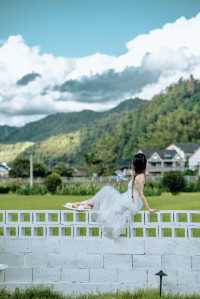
[166,143,200,161]
[166,143,200,172]
[138,149,184,176]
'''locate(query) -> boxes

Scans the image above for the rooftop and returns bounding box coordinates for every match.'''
[140,149,178,160]
[173,143,200,154]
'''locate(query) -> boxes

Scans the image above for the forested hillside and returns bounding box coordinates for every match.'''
[83,76,200,173]
[0,98,145,168]
[0,142,34,163]
[1,77,200,174]
[0,126,17,142]
[0,98,145,142]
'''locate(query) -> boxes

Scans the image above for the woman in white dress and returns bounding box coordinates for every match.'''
[64,153,157,239]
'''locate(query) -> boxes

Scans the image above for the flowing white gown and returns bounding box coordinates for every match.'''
[87,179,143,239]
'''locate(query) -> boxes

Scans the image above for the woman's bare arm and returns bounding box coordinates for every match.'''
[134,174,157,213]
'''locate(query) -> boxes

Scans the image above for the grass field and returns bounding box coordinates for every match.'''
[0,286,200,299]
[0,192,200,210]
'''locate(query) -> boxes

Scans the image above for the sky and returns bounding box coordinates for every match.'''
[1,0,200,126]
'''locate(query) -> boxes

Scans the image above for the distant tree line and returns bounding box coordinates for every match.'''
[9,157,74,178]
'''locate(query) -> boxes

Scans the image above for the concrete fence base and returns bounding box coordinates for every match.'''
[0,238,200,296]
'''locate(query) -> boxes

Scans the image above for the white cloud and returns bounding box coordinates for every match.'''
[114,12,200,98]
[1,12,200,126]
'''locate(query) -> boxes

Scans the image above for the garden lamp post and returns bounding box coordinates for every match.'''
[155,270,168,297]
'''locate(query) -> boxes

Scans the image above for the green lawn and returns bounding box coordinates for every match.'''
[0,192,199,210]
[0,286,200,299]
[0,193,89,210]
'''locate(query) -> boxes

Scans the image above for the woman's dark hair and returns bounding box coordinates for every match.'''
[132,152,147,181]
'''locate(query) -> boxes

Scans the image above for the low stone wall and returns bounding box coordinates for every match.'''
[0,238,200,296]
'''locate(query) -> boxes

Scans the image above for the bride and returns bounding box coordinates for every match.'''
[64,153,158,239]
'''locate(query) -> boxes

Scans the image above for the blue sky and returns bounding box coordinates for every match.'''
[1,0,200,56]
[1,1,200,126]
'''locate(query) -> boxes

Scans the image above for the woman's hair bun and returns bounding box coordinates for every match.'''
[132,152,147,173]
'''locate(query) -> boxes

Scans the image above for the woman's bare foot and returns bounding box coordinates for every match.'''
[82,203,94,209]
[71,202,81,208]
[65,201,94,210]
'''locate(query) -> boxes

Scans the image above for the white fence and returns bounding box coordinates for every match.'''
[0,210,200,295]
[0,210,200,238]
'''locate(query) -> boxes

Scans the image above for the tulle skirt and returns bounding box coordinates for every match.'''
[88,184,143,239]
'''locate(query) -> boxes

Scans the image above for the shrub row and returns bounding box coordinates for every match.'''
[161,171,200,194]
[0,181,22,193]
[57,182,101,195]
[0,172,200,195]
[16,184,48,195]
[0,180,162,196]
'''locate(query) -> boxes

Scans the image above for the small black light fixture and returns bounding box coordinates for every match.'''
[155,270,168,297]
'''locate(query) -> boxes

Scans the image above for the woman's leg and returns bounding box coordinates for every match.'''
[72,186,111,209]
[65,185,110,209]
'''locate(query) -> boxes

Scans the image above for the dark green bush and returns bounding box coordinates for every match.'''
[161,171,186,194]
[0,183,10,193]
[183,168,198,175]
[195,177,200,191]
[57,181,101,195]
[33,162,48,177]
[44,172,62,193]
[52,163,74,177]
[183,177,200,192]
[144,181,163,196]
[184,181,197,192]
[16,184,48,195]
[0,181,25,194]
[9,158,30,178]
[8,182,22,193]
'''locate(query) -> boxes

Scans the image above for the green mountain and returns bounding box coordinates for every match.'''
[0,98,145,143]
[81,76,200,173]
[0,126,17,142]
[0,98,146,166]
[1,77,200,173]
[109,98,144,113]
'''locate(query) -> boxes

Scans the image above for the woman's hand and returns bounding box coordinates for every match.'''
[148,207,158,213]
